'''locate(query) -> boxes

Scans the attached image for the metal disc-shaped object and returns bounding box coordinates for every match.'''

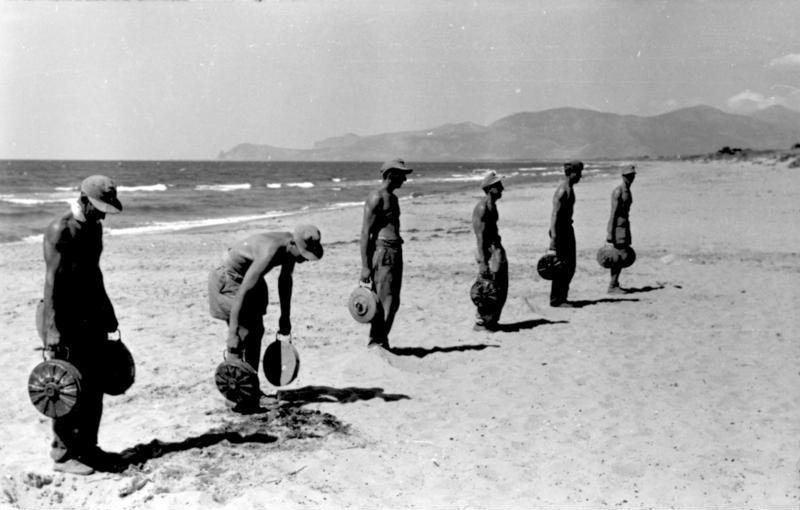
[470,277,499,308]
[100,340,135,396]
[28,359,83,418]
[619,246,636,268]
[596,245,637,269]
[536,253,567,280]
[215,359,260,404]
[348,286,378,323]
[596,245,617,268]
[263,338,300,387]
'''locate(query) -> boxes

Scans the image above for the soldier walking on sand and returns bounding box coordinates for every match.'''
[41,175,122,475]
[359,159,413,349]
[607,165,636,293]
[548,160,583,307]
[208,226,323,372]
[472,172,508,331]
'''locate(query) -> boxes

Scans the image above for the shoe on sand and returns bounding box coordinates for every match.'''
[54,458,94,476]
[607,286,626,295]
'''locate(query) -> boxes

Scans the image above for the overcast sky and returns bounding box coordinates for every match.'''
[1,0,798,160]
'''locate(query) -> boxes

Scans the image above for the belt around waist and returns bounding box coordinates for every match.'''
[377,237,403,247]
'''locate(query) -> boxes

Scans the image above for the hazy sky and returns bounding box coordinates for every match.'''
[1,0,798,160]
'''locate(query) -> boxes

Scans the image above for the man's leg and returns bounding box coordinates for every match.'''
[51,342,103,475]
[609,266,622,292]
[239,322,265,372]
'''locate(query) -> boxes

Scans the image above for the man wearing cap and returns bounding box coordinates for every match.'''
[606,165,636,293]
[360,159,413,349]
[548,160,583,307]
[40,175,123,475]
[472,171,508,331]
[208,225,323,375]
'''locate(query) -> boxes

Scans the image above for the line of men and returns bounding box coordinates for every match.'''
[37,159,634,474]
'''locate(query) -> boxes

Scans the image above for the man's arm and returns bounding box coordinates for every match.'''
[472,201,490,274]
[359,193,381,282]
[607,187,621,243]
[42,220,67,349]
[226,245,278,352]
[549,187,564,250]
[277,260,294,335]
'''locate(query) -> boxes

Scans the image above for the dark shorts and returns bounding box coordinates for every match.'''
[208,266,268,325]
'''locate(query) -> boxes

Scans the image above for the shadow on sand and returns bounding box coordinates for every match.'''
[494,318,568,332]
[566,297,640,308]
[97,385,408,473]
[388,343,499,359]
[622,284,666,294]
[275,385,410,406]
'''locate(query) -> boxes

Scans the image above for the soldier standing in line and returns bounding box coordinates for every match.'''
[41,175,122,475]
[472,172,508,331]
[359,159,413,349]
[606,165,636,293]
[548,160,583,307]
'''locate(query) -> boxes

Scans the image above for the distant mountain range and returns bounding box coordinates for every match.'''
[218,105,800,161]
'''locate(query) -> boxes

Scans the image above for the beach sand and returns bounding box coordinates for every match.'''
[0,160,798,509]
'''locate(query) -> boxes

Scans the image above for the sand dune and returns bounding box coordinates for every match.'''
[0,160,797,509]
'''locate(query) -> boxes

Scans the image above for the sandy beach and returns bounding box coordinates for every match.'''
[0,159,798,509]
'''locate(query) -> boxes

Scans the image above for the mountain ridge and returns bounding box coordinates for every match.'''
[218,105,800,161]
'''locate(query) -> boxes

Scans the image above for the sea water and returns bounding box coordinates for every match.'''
[0,159,617,244]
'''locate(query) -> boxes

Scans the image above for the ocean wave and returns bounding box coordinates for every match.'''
[286,182,314,188]
[194,183,251,192]
[518,166,550,172]
[266,183,282,189]
[0,193,74,206]
[117,184,167,192]
[332,178,342,183]
[54,186,76,191]
[407,175,484,184]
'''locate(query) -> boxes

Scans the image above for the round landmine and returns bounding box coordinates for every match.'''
[263,337,300,387]
[348,286,378,323]
[215,358,260,404]
[99,340,136,396]
[28,359,83,418]
[597,245,636,269]
[470,277,500,308]
[619,246,636,268]
[536,253,567,280]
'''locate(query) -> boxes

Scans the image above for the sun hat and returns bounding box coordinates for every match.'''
[480,171,503,190]
[379,159,413,178]
[80,175,122,213]
[293,224,323,260]
[622,165,637,176]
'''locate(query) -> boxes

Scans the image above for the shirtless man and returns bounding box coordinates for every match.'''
[360,159,413,349]
[473,172,508,331]
[208,225,323,371]
[606,165,636,293]
[41,175,122,475]
[548,160,583,307]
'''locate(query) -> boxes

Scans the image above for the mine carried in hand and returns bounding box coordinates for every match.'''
[28,358,83,418]
[263,333,300,387]
[596,245,636,269]
[348,281,378,323]
[536,253,567,280]
[99,332,136,396]
[215,357,260,404]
